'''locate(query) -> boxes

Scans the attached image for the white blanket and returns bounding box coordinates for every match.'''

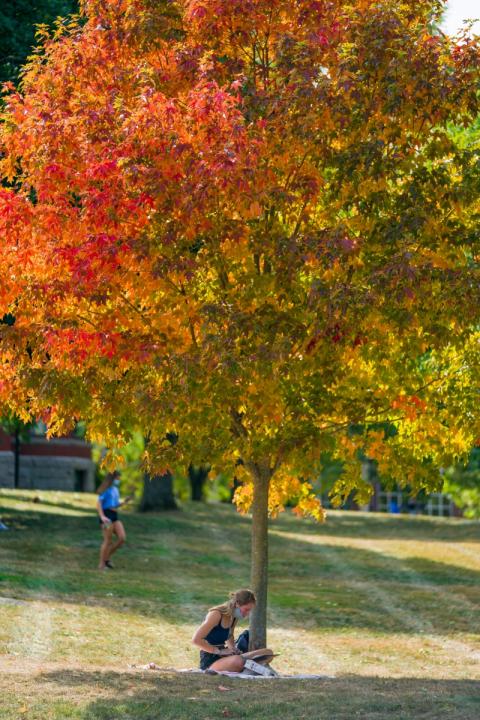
[131,664,334,680]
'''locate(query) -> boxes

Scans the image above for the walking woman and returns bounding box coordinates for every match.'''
[192,589,256,672]
[96,471,131,570]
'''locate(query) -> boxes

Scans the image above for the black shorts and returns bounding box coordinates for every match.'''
[99,508,118,525]
[199,648,224,671]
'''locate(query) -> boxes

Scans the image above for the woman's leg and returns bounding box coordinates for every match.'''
[105,520,126,561]
[99,524,115,569]
[208,655,245,673]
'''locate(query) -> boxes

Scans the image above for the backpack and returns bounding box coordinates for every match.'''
[235,629,249,653]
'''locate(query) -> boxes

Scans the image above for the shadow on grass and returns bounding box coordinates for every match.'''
[0,501,479,635]
[2,493,479,539]
[36,669,480,720]
[275,507,480,543]
[188,500,480,543]
[0,491,97,515]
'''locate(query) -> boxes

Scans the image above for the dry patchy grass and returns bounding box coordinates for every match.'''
[0,489,479,719]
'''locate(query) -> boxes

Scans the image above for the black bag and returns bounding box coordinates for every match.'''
[235,629,249,653]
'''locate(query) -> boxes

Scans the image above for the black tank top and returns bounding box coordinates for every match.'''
[204,616,231,646]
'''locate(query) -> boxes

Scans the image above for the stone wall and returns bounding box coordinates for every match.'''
[0,451,96,491]
[0,452,14,488]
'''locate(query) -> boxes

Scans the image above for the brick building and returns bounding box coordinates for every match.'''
[0,426,96,492]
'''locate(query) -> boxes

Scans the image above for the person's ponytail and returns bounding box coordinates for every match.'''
[209,588,256,618]
[97,470,119,496]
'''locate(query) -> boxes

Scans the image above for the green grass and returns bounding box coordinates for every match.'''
[0,489,479,719]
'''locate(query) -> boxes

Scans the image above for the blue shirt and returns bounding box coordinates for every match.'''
[99,486,120,511]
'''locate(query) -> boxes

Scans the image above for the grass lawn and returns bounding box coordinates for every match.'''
[0,489,479,719]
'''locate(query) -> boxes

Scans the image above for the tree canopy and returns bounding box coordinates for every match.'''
[1,0,480,644]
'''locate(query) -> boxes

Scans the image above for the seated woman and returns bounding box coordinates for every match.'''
[192,589,256,672]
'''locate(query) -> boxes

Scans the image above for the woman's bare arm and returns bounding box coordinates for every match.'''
[96,497,108,523]
[192,611,234,655]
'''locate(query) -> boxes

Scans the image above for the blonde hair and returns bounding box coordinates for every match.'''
[209,588,256,618]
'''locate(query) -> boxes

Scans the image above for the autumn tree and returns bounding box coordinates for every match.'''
[1,0,480,646]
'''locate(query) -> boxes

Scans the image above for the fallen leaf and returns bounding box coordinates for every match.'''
[218,685,231,692]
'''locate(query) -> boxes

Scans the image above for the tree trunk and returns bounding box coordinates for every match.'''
[247,462,271,649]
[139,471,178,512]
[188,463,210,501]
[14,428,20,489]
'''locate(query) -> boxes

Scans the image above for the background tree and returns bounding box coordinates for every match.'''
[443,447,480,519]
[0,413,35,488]
[139,471,178,512]
[94,432,179,510]
[1,0,480,646]
[188,463,211,501]
[0,0,78,85]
